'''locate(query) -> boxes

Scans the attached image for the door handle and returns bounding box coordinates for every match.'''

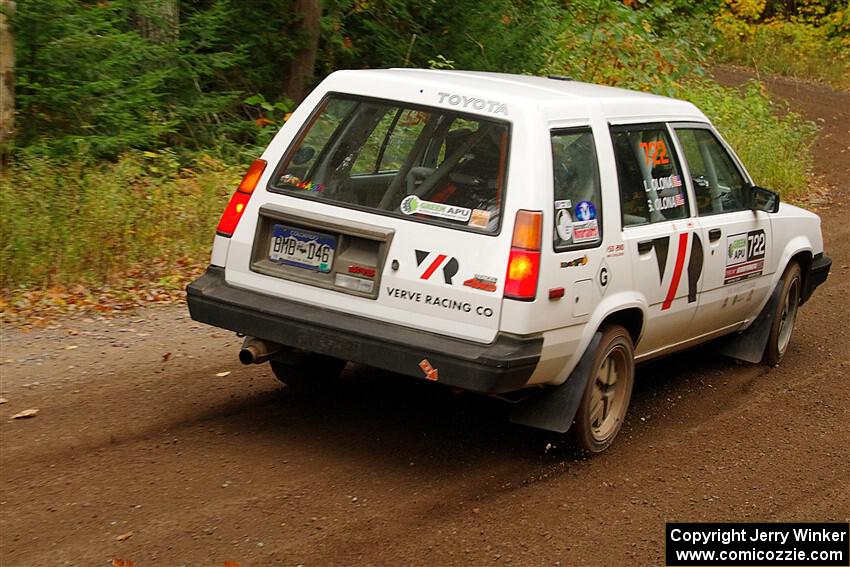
[709,228,722,242]
[637,240,653,254]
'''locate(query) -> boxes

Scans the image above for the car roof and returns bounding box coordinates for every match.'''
[330,68,707,122]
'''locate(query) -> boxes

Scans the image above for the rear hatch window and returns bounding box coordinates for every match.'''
[269,94,510,234]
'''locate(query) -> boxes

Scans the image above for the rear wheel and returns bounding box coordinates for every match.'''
[269,351,347,392]
[764,261,802,367]
[573,325,635,454]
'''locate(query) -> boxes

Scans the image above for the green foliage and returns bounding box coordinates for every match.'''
[2,0,824,295]
[0,153,241,289]
[242,93,295,148]
[319,0,564,74]
[13,0,246,159]
[713,0,849,87]
[243,94,294,116]
[676,80,818,198]
[759,0,845,23]
[429,0,563,73]
[427,55,456,70]
[542,0,714,95]
[9,0,840,161]
[714,15,850,88]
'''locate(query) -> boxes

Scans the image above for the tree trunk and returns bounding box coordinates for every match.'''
[285,0,321,104]
[136,0,179,43]
[0,0,15,162]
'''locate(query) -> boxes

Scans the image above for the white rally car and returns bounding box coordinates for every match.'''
[187,69,831,452]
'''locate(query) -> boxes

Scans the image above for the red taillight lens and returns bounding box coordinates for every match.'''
[504,210,542,301]
[216,191,252,237]
[505,249,541,299]
[237,159,267,194]
[216,159,267,237]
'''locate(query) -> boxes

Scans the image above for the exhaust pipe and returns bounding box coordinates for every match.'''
[239,337,281,365]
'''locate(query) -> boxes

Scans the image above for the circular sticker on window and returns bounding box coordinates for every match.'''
[575,200,597,221]
[556,209,573,241]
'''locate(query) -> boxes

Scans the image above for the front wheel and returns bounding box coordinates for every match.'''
[764,261,802,367]
[573,325,635,454]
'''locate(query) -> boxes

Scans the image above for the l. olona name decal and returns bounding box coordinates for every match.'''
[725,229,766,284]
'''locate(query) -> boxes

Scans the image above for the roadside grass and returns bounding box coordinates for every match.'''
[678,79,818,199]
[0,152,241,321]
[713,18,850,90]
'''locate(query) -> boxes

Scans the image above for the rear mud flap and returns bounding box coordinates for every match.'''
[509,332,602,434]
[715,282,782,364]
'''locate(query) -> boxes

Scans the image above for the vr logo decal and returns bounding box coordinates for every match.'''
[652,237,670,281]
[650,233,704,311]
[415,250,459,285]
[661,233,688,310]
[687,233,704,303]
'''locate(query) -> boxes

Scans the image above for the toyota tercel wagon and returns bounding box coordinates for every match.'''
[187,69,831,452]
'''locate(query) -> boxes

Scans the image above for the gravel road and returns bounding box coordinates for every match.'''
[1,72,847,567]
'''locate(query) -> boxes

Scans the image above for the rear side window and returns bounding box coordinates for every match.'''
[551,128,602,250]
[611,125,689,227]
[271,95,509,234]
[673,127,748,215]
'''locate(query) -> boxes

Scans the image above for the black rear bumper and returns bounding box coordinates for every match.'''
[186,267,542,394]
[802,253,831,304]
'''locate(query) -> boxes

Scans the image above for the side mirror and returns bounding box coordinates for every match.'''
[749,185,780,213]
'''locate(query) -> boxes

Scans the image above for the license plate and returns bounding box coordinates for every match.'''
[269,225,335,272]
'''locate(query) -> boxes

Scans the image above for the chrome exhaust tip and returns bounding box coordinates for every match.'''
[238,337,281,365]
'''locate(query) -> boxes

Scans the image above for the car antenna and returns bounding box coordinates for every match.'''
[547,74,573,81]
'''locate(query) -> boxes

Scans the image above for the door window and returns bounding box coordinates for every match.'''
[551,128,602,250]
[611,125,689,227]
[674,128,748,215]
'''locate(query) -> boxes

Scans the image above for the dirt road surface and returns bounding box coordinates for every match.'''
[1,74,848,567]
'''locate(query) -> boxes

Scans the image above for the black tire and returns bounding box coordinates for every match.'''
[764,261,802,367]
[573,325,635,454]
[269,352,347,393]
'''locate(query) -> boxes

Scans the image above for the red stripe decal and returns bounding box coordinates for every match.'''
[662,233,689,311]
[420,254,446,280]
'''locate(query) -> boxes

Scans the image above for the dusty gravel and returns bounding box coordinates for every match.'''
[1,73,848,567]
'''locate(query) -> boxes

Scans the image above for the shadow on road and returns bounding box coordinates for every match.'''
[190,341,752,470]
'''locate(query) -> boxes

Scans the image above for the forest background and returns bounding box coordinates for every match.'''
[0,0,846,317]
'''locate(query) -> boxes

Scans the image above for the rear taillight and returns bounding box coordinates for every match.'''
[216,159,267,237]
[504,210,542,301]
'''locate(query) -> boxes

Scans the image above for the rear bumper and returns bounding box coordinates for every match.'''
[186,267,542,394]
[802,253,831,304]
